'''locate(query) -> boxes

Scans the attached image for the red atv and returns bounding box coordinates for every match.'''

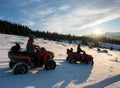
[66,49,94,65]
[8,43,56,74]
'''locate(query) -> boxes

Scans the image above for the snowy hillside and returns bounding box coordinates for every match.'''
[88,32,120,41]
[103,32,120,40]
[0,34,120,88]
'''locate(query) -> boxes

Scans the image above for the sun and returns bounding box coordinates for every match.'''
[94,28,102,35]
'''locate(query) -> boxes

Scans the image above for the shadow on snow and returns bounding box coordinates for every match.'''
[84,74,120,88]
[0,61,93,88]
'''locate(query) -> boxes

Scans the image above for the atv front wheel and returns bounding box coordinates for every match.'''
[45,60,56,70]
[13,62,28,75]
[69,58,77,64]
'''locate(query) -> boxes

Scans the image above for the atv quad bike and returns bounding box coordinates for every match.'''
[97,48,108,53]
[66,49,94,65]
[8,43,56,75]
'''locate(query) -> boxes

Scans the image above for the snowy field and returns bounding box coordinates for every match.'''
[0,34,120,88]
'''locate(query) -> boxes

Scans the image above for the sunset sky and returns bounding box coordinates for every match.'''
[0,0,120,36]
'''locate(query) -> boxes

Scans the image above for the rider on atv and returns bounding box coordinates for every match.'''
[77,44,84,53]
[77,44,86,60]
[26,35,41,66]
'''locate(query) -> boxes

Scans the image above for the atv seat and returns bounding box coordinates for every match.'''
[10,43,20,53]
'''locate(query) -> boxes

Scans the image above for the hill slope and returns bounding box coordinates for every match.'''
[89,32,120,41]
[0,34,120,88]
[103,32,120,40]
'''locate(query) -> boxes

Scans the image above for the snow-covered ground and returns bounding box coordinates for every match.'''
[0,34,120,88]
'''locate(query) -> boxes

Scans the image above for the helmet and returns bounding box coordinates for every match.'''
[15,42,19,46]
[78,44,80,46]
[29,35,35,40]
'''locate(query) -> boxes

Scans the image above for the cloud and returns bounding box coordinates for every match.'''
[18,0,43,6]
[38,0,120,33]
[14,0,120,35]
[22,20,35,26]
[0,16,2,19]
[21,2,57,19]
[58,5,70,11]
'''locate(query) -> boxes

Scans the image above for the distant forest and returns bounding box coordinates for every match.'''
[0,20,120,46]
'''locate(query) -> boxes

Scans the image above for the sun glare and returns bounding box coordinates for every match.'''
[94,28,102,35]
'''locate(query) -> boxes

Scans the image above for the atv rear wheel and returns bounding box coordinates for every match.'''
[13,62,28,75]
[86,59,94,65]
[69,58,77,64]
[45,60,56,70]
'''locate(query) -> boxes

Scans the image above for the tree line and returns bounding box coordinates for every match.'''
[0,19,120,46]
